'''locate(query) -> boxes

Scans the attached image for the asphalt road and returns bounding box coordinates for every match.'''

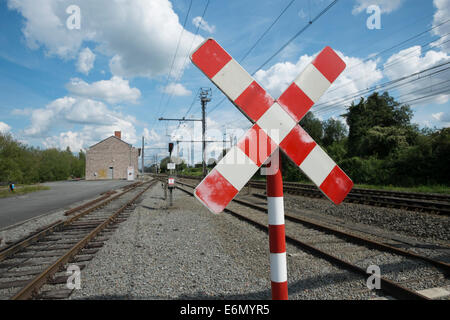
[0,180,134,229]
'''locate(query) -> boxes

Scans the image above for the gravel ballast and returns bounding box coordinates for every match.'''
[68,185,386,300]
[282,193,450,243]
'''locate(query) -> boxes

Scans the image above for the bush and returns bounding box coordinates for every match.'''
[0,133,85,184]
[340,157,390,185]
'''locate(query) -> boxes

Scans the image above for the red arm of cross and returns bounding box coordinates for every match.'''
[191,38,353,213]
[191,39,346,123]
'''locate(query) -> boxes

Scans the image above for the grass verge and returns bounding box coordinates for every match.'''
[175,170,450,194]
[354,184,450,194]
[0,185,51,198]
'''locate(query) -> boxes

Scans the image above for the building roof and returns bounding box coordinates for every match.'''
[88,135,133,150]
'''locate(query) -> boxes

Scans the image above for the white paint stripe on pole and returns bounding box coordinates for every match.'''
[270,252,287,283]
[267,197,285,225]
[299,144,336,186]
[212,59,254,101]
[294,63,331,103]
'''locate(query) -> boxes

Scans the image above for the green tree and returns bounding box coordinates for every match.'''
[322,118,347,147]
[344,92,414,157]
[299,112,323,144]
[360,126,417,159]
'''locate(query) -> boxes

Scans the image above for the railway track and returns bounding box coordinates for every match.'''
[167,175,450,216]
[174,179,450,300]
[0,179,157,300]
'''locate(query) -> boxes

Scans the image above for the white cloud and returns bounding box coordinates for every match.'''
[7,0,87,58]
[143,128,160,142]
[432,112,444,121]
[431,0,450,54]
[43,131,85,152]
[7,0,204,78]
[0,122,11,133]
[11,108,33,116]
[432,111,450,126]
[192,16,215,33]
[298,9,307,20]
[162,82,191,97]
[77,47,96,74]
[24,96,76,136]
[383,46,450,105]
[23,96,139,147]
[352,0,404,15]
[66,76,141,104]
[254,49,383,115]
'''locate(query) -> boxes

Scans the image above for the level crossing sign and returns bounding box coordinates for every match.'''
[190,39,353,214]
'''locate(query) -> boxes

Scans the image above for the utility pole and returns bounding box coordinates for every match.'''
[168,142,175,206]
[144,147,167,175]
[159,87,212,176]
[223,133,227,158]
[191,140,194,167]
[141,136,144,176]
[159,116,201,168]
[199,88,211,176]
[176,138,227,165]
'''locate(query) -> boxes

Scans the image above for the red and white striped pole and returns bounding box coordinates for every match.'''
[266,151,288,300]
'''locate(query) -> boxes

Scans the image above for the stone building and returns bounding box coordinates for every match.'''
[85,131,139,180]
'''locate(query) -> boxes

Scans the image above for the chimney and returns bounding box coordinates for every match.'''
[114,131,121,140]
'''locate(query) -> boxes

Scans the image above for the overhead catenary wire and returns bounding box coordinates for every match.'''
[251,0,339,75]
[314,61,450,110]
[208,0,340,115]
[216,24,450,128]
[159,0,211,120]
[218,59,450,130]
[207,0,300,115]
[239,0,297,62]
[313,63,450,116]
[332,18,450,78]
[154,0,193,123]
[174,2,450,145]
[325,23,450,96]
[149,0,210,164]
[316,79,450,118]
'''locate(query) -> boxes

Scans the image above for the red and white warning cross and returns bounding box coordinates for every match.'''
[190,39,353,214]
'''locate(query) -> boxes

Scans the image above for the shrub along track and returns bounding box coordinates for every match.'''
[0,179,157,300]
[173,179,450,300]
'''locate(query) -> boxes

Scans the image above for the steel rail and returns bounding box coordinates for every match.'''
[11,179,157,300]
[176,179,449,274]
[260,180,450,202]
[167,174,450,201]
[174,183,429,300]
[0,182,144,263]
[252,188,450,216]
[233,197,450,276]
[164,174,450,201]
[64,193,112,216]
[167,175,450,215]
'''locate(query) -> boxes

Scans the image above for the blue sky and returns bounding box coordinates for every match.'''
[0,0,449,166]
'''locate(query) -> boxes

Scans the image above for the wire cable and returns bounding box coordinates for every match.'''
[207,0,340,115]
